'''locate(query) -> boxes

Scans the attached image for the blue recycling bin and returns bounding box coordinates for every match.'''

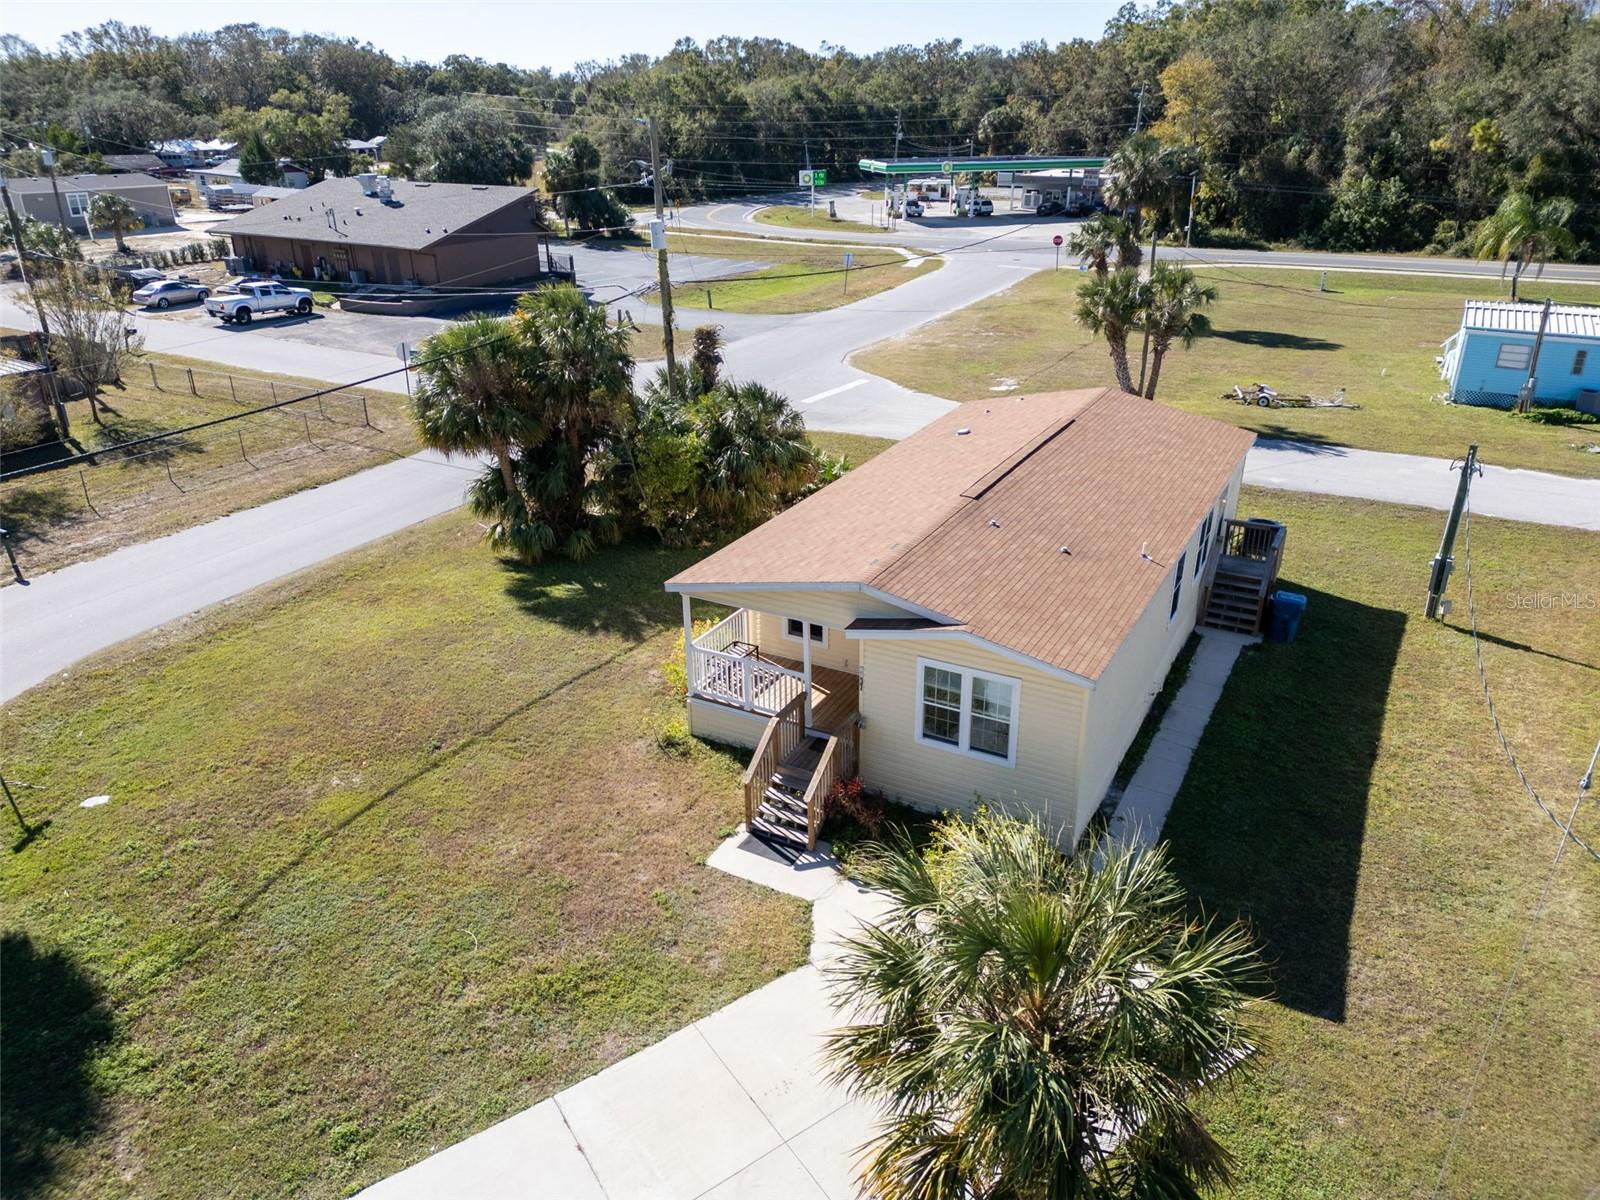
[1269,590,1307,643]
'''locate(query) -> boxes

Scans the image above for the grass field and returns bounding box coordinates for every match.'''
[752,204,883,235]
[0,518,810,1198]
[1163,490,1600,1198]
[0,348,419,578]
[652,231,939,314]
[850,268,1600,476]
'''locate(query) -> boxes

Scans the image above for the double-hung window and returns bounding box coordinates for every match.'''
[1574,349,1589,376]
[1170,552,1187,621]
[1195,511,1214,575]
[916,658,1019,765]
[66,192,91,217]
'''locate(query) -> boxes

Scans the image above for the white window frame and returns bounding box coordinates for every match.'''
[65,191,91,217]
[781,617,827,648]
[1573,348,1588,376]
[914,657,1020,768]
[1495,342,1532,371]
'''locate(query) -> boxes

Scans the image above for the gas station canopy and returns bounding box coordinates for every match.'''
[857,155,1107,176]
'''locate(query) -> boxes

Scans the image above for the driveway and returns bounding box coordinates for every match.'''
[357,840,892,1200]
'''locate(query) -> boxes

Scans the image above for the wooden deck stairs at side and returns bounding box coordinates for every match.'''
[1201,518,1286,636]
[749,737,826,848]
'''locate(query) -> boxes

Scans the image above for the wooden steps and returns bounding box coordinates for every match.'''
[1203,567,1269,634]
[749,736,824,849]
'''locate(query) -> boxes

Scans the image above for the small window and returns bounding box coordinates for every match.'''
[66,192,90,217]
[1170,553,1186,621]
[783,618,825,646]
[1574,349,1589,376]
[916,658,1019,765]
[1495,342,1532,371]
[1195,512,1213,575]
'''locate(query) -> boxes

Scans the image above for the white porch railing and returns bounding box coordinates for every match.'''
[687,608,806,715]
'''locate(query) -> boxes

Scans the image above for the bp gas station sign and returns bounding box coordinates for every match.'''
[798,169,828,186]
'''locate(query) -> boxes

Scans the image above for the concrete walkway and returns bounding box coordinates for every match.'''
[358,833,890,1200]
[1104,629,1256,848]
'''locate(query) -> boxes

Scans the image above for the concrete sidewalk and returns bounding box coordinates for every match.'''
[1105,629,1256,849]
[358,835,891,1200]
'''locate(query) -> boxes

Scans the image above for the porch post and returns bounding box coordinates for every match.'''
[801,632,813,728]
[681,594,694,696]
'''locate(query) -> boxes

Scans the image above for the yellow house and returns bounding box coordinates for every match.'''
[666,388,1279,851]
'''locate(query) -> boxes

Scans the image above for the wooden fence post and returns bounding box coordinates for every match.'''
[186,368,196,395]
[229,375,237,404]
[149,362,159,389]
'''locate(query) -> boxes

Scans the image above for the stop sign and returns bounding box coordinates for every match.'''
[1052,234,1064,246]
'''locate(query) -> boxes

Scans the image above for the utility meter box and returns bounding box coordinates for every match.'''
[649,219,666,251]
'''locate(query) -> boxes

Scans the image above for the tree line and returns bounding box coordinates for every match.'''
[2,3,1595,254]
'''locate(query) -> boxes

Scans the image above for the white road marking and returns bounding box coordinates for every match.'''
[798,379,870,405]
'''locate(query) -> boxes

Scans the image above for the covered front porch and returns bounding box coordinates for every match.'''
[680,602,862,851]
[681,605,859,736]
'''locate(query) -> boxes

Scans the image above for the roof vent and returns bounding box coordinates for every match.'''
[989,519,1001,529]
[1059,545,1072,554]
[956,427,971,436]
[354,206,363,216]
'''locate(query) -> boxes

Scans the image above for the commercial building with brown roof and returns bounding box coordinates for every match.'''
[667,388,1265,846]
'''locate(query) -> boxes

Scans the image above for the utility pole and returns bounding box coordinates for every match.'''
[1132,83,1148,135]
[0,171,67,439]
[1515,298,1551,414]
[39,147,72,237]
[1184,171,1199,247]
[647,116,678,397]
[1424,445,1479,619]
[1135,221,1159,396]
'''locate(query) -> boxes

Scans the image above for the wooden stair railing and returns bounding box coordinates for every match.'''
[799,714,860,850]
[741,693,806,829]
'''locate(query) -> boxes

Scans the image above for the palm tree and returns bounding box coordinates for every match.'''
[512,283,636,559]
[826,814,1262,1200]
[87,192,142,253]
[410,314,544,556]
[1139,265,1218,400]
[690,380,816,528]
[1075,269,1147,393]
[1104,133,1172,247]
[1473,191,1577,301]
[1066,214,1134,278]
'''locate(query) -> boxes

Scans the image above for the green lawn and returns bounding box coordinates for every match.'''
[851,269,1600,476]
[752,204,883,235]
[652,232,939,314]
[0,346,418,577]
[805,429,895,465]
[0,519,810,1198]
[1164,489,1600,1198]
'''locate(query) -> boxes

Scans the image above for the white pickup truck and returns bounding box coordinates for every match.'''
[205,281,315,324]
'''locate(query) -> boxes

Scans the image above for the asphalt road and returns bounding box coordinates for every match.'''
[3,201,1598,702]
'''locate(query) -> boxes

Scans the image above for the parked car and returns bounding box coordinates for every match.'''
[902,198,925,218]
[1064,200,1091,218]
[962,196,995,217]
[132,278,210,309]
[205,281,314,325]
[1035,199,1066,217]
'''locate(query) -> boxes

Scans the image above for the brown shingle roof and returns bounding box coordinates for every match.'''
[668,389,1255,681]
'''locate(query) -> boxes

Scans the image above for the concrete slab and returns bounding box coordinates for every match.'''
[1105,630,1250,849]
[812,880,896,968]
[699,1142,830,1199]
[697,967,850,1139]
[554,1025,781,1199]
[707,831,842,902]
[787,1098,883,1200]
[357,1099,604,1200]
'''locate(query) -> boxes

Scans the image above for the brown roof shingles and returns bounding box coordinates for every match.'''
[667,389,1255,681]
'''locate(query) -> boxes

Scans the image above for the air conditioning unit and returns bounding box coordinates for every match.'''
[375,176,393,202]
[354,172,379,196]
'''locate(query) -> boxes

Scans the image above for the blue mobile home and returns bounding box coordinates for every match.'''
[1438,300,1600,411]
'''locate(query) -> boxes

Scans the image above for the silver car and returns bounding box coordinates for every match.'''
[132,278,210,309]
